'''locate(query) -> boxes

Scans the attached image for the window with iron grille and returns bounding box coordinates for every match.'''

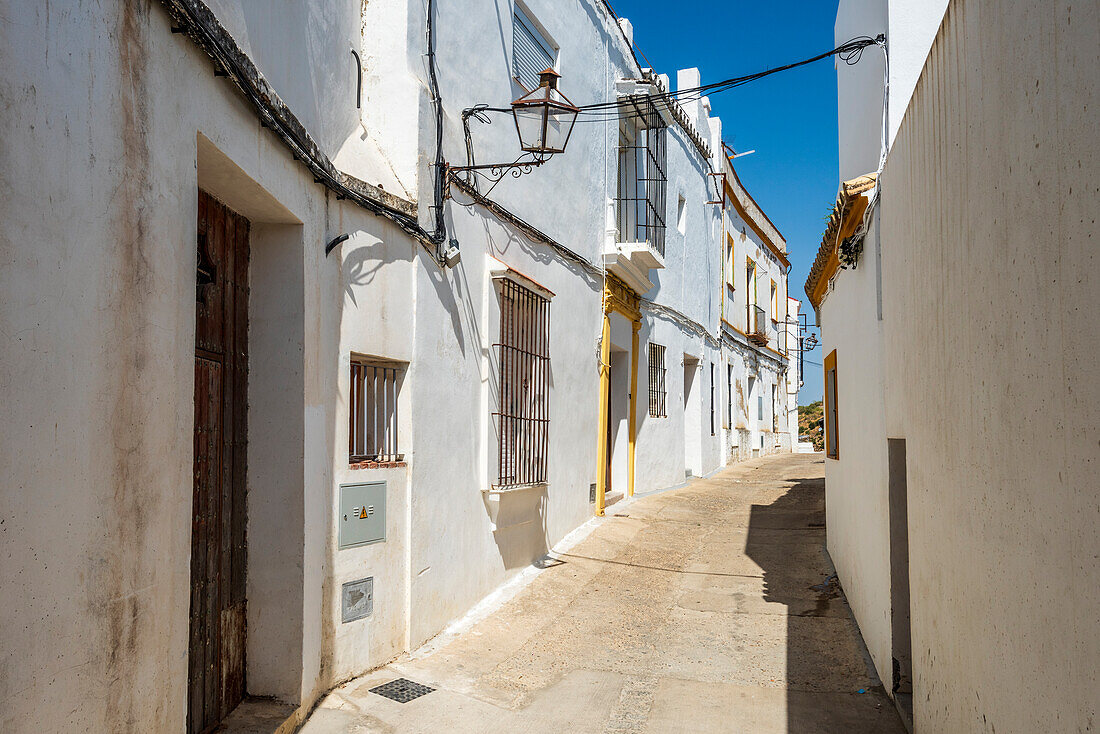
[349,359,404,463]
[512,4,556,91]
[495,279,550,487]
[616,97,668,256]
[648,343,667,418]
[727,364,733,427]
[709,362,715,436]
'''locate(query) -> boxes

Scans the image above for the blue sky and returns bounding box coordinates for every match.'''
[612,0,839,403]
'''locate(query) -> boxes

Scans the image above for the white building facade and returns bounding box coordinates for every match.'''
[0,1,795,732]
[811,0,1099,731]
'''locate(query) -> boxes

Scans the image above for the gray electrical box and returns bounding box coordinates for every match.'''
[341,577,373,622]
[338,481,387,549]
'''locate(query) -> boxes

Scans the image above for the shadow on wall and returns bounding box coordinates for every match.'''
[486,486,550,570]
[745,464,905,733]
[342,242,391,304]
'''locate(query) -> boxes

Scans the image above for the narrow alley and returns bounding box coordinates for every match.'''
[299,454,905,733]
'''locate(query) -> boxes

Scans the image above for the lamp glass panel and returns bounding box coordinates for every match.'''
[544,106,578,153]
[514,105,547,151]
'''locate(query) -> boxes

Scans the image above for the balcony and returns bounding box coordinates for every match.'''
[601,239,665,295]
[747,304,768,347]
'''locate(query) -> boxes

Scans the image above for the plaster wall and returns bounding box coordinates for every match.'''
[714,154,793,462]
[824,0,952,697]
[835,0,947,183]
[836,0,888,182]
[0,1,420,729]
[247,220,307,704]
[0,1,795,730]
[203,0,417,197]
[721,203,787,337]
[886,0,948,143]
[880,0,1100,728]
[406,202,604,647]
[318,210,419,694]
[400,0,746,645]
[818,215,893,688]
[397,0,626,646]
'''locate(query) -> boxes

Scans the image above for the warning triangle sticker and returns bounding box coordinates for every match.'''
[359,507,368,519]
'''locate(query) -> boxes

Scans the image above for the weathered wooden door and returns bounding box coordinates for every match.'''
[189,190,249,734]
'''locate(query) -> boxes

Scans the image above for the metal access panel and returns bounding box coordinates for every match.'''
[338,481,387,549]
[341,577,374,622]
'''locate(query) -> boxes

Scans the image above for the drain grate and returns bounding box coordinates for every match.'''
[369,678,435,703]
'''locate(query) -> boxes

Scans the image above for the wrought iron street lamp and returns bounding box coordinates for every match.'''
[511,69,579,155]
[449,69,579,185]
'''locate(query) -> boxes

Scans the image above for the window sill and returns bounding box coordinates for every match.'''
[349,460,407,470]
[484,482,547,495]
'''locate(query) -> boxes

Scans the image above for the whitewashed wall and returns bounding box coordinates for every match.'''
[881,0,1100,729]
[819,214,893,683]
[825,0,954,696]
[0,1,421,729]
[0,1,794,731]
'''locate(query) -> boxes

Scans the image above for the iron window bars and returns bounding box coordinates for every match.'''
[709,362,715,436]
[648,343,667,418]
[495,279,551,488]
[350,360,403,463]
[727,365,734,427]
[616,96,668,256]
[748,304,768,337]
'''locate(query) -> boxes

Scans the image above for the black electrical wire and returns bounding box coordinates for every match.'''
[157,0,449,259]
[571,35,885,124]
[578,34,882,111]
[424,0,449,258]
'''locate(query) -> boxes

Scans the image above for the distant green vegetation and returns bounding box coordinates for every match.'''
[799,401,824,451]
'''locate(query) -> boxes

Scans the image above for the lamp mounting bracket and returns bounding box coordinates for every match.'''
[447,153,553,192]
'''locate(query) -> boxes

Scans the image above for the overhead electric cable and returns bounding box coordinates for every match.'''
[570,35,885,124]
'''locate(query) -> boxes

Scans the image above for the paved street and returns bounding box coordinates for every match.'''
[300,454,905,733]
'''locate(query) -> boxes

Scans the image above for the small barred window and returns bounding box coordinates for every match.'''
[648,343,667,418]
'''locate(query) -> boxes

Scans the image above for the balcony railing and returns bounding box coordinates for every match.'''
[747,304,768,346]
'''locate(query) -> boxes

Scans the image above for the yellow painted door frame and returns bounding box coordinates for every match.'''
[627,321,639,499]
[596,276,641,517]
[595,310,611,517]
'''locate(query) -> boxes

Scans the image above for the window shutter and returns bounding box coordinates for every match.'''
[512,8,554,90]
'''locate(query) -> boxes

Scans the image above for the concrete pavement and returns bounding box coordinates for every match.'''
[299,453,905,733]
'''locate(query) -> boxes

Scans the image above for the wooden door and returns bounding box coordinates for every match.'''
[189,190,249,734]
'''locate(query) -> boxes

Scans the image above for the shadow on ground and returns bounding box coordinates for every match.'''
[746,462,902,733]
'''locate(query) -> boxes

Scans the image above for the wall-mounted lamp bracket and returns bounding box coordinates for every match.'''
[325,233,350,256]
[447,153,552,188]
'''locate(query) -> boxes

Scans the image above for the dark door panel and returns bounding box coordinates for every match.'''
[189,190,249,734]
